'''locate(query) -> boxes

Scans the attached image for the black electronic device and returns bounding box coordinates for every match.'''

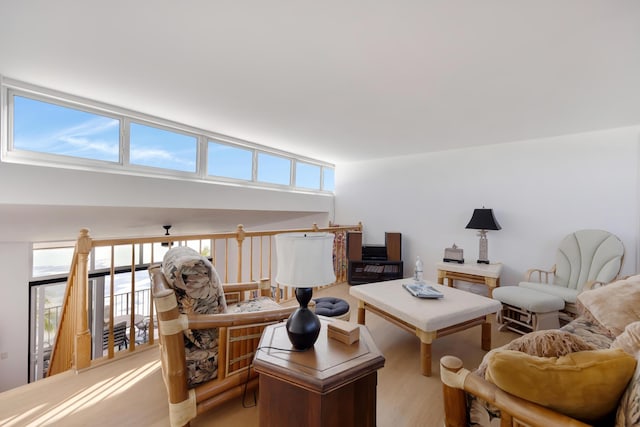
[362,245,387,260]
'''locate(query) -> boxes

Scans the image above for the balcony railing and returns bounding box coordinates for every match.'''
[46,221,362,377]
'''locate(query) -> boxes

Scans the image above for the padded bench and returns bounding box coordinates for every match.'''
[492,286,565,335]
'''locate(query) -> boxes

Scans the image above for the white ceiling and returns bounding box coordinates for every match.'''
[1,1,639,165]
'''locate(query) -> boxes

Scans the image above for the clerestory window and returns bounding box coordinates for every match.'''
[3,78,335,193]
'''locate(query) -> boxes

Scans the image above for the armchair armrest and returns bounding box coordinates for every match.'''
[223,278,272,302]
[582,280,606,291]
[440,356,589,427]
[188,306,296,330]
[525,265,556,283]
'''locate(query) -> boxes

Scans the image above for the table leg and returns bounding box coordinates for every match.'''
[481,316,492,351]
[485,277,499,298]
[416,329,437,376]
[437,269,446,285]
[357,300,366,325]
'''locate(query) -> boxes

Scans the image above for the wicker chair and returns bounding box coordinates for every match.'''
[149,260,294,427]
[440,355,590,427]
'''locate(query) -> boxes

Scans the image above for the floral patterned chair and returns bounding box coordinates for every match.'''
[149,246,294,427]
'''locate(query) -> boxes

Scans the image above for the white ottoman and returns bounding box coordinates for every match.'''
[492,286,565,335]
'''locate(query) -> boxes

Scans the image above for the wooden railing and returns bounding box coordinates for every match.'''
[47,222,362,377]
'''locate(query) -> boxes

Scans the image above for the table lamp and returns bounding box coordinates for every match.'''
[465,208,501,264]
[275,232,336,350]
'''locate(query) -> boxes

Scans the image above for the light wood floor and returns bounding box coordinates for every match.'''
[0,282,519,427]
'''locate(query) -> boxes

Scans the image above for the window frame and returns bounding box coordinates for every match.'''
[1,77,335,193]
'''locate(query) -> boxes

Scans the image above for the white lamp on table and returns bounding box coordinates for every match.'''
[275,232,336,350]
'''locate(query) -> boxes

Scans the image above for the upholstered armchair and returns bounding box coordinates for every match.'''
[518,229,624,317]
[149,247,295,427]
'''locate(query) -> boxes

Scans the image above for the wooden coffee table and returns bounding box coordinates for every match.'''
[350,278,501,376]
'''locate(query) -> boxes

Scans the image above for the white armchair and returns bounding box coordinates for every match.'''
[518,229,624,317]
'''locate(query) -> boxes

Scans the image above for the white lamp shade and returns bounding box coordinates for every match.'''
[275,232,336,288]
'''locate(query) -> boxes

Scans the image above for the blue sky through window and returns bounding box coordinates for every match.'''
[257,152,291,185]
[296,162,321,190]
[11,92,333,192]
[13,95,120,162]
[129,122,197,172]
[323,167,335,191]
[208,141,252,180]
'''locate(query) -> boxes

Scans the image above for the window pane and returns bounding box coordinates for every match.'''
[104,270,151,317]
[32,247,75,277]
[93,245,137,270]
[130,122,197,172]
[295,162,321,190]
[13,95,119,162]
[257,153,291,185]
[323,167,335,192]
[208,141,252,180]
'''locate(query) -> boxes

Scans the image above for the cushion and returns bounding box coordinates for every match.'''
[163,246,226,305]
[577,275,640,336]
[485,348,636,422]
[184,347,218,388]
[612,321,640,356]
[162,246,227,387]
[560,315,616,349]
[313,297,350,317]
[493,286,564,313]
[226,296,283,314]
[616,351,640,426]
[476,329,596,377]
[518,281,580,304]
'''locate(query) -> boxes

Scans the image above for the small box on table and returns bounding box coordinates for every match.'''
[327,319,360,345]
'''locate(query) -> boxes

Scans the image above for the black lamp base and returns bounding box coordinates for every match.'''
[286,287,321,350]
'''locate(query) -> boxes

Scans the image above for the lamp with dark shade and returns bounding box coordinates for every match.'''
[275,232,336,350]
[465,208,501,264]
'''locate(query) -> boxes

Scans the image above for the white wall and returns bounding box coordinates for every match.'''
[0,162,335,242]
[0,242,30,392]
[335,126,640,291]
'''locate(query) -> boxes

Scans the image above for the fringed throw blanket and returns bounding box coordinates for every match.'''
[162,246,227,387]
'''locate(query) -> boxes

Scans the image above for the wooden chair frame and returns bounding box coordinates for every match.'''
[440,356,590,427]
[149,265,295,427]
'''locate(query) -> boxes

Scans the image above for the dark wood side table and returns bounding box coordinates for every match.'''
[253,318,385,427]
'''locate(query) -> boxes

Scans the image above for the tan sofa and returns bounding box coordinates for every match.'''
[441,274,640,427]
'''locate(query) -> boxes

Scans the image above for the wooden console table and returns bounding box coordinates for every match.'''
[253,319,385,427]
[436,261,502,297]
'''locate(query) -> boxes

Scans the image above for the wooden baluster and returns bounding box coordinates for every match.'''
[224,238,229,283]
[74,229,92,370]
[129,243,136,351]
[236,224,246,283]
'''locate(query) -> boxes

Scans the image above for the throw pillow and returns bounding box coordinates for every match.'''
[485,348,637,422]
[162,246,227,352]
[475,329,596,378]
[612,321,640,356]
[616,350,640,426]
[577,275,640,336]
